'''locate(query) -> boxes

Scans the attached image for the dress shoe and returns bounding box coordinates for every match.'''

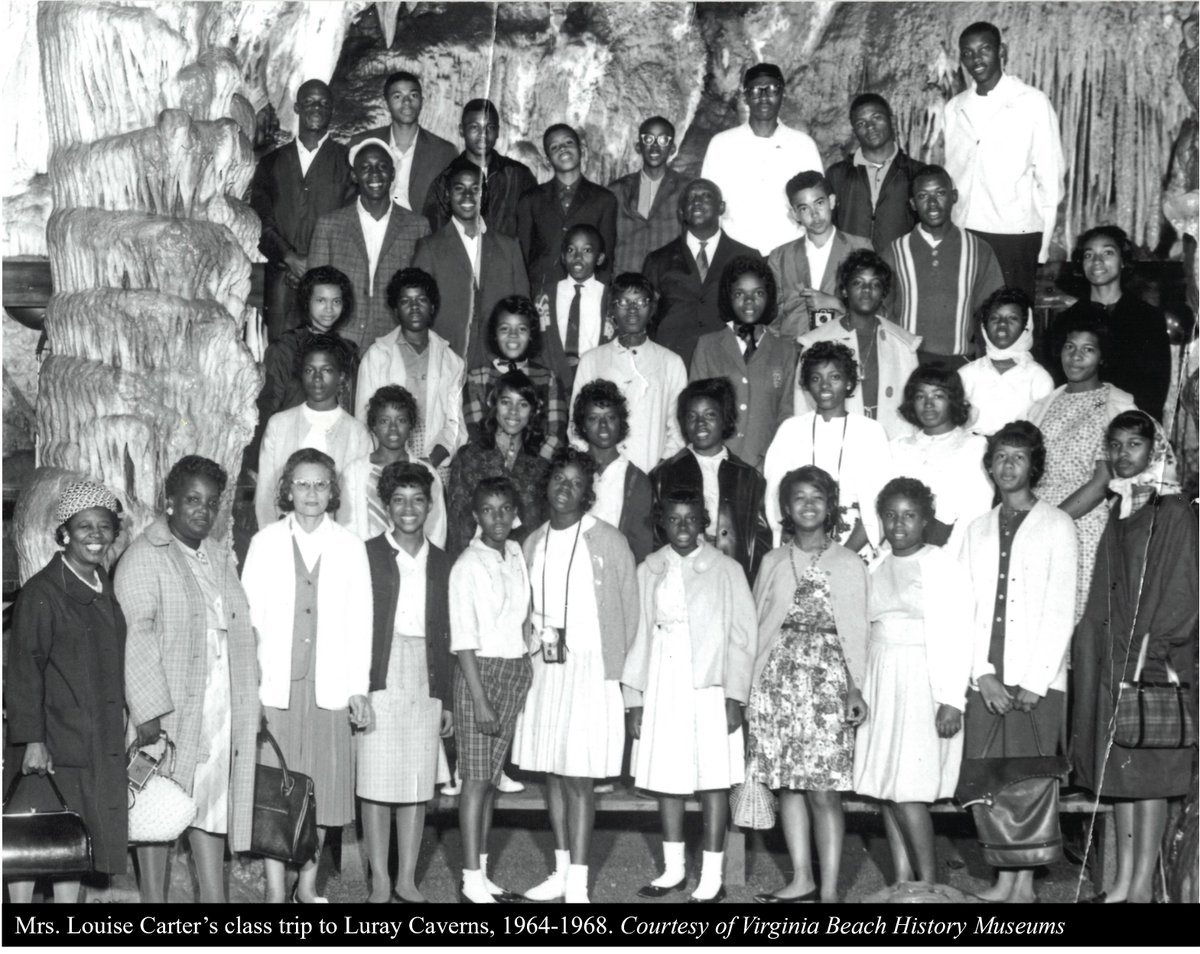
[687,886,726,904]
[290,884,328,904]
[489,890,527,903]
[392,891,429,904]
[637,879,686,898]
[754,887,819,903]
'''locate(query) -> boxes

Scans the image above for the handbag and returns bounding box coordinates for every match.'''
[2,771,93,879]
[1114,633,1197,749]
[251,725,319,865]
[127,735,197,844]
[729,755,777,830]
[955,710,1068,868]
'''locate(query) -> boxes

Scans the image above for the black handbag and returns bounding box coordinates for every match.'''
[250,726,318,865]
[2,771,93,878]
[955,710,1068,868]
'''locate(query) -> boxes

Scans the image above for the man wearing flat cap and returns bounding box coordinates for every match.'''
[701,63,824,257]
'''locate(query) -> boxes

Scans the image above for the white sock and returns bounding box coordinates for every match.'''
[651,841,686,887]
[479,853,506,895]
[564,863,590,903]
[691,850,723,900]
[523,849,570,900]
[462,868,496,904]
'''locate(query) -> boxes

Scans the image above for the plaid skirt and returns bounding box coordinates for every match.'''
[453,656,532,785]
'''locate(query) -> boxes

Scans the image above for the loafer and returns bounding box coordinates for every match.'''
[754,887,819,903]
[490,890,527,903]
[637,879,686,898]
[688,886,726,904]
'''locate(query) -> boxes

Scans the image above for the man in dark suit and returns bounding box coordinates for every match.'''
[516,124,618,294]
[347,70,457,216]
[412,158,529,367]
[249,78,355,342]
[642,178,762,367]
[307,140,432,351]
[423,99,537,239]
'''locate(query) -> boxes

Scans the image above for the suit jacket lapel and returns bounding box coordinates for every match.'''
[378,204,404,259]
[819,232,847,290]
[347,205,370,262]
[718,326,746,371]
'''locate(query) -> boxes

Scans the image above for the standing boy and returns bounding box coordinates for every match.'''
[608,116,688,275]
[412,158,529,367]
[517,124,618,294]
[534,224,613,390]
[768,171,872,340]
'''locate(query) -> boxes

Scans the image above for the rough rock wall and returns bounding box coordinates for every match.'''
[14,1,262,582]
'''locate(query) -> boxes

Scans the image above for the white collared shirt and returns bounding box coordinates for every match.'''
[448,536,531,658]
[852,145,898,208]
[804,227,838,287]
[296,133,330,178]
[387,128,418,210]
[356,199,393,295]
[555,276,606,354]
[452,216,485,282]
[685,230,722,272]
[689,445,729,530]
[916,225,944,250]
[288,512,334,574]
[384,533,428,636]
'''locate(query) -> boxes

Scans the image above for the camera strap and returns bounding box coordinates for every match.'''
[541,518,583,649]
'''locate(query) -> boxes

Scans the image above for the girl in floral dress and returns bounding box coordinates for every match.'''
[747,465,869,903]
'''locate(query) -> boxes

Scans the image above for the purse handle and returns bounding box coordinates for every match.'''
[257,723,297,797]
[974,708,1048,760]
[126,732,178,777]
[3,770,71,813]
[1129,632,1182,686]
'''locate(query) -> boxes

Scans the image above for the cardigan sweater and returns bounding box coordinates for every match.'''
[365,534,451,701]
[522,518,639,682]
[752,542,869,688]
[961,500,1077,696]
[624,540,758,705]
[243,516,373,710]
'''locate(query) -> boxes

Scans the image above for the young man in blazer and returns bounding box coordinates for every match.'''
[250,79,355,342]
[642,178,761,368]
[607,116,688,275]
[348,70,458,216]
[535,224,613,391]
[307,139,432,352]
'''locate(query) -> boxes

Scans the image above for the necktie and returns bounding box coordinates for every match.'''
[565,283,583,362]
[696,240,709,282]
[736,323,758,357]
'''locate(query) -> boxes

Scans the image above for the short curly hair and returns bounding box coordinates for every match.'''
[1052,312,1110,371]
[779,465,843,537]
[800,340,859,398]
[836,248,892,301]
[472,475,517,511]
[385,266,440,316]
[483,369,545,455]
[898,365,972,429]
[1072,225,1136,287]
[276,448,340,515]
[298,332,357,376]
[572,378,629,443]
[365,385,418,431]
[486,296,543,362]
[717,256,778,326]
[165,455,228,499]
[377,460,434,505]
[984,420,1046,489]
[677,377,738,441]
[653,485,710,533]
[876,476,937,524]
[295,265,354,328]
[541,446,598,513]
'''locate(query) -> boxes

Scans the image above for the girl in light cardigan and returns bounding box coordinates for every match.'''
[623,487,757,904]
[748,466,868,903]
[243,448,374,903]
[853,478,974,886]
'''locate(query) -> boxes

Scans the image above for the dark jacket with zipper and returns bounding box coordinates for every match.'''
[826,149,923,253]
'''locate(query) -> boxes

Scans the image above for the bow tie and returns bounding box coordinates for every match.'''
[735,323,760,354]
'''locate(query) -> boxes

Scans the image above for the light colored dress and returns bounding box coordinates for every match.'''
[853,549,962,802]
[748,550,853,791]
[632,547,745,794]
[513,516,624,778]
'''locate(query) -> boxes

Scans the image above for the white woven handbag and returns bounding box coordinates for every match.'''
[127,737,196,844]
[729,756,777,830]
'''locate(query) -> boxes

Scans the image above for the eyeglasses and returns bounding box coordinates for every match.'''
[614,297,652,312]
[291,479,331,493]
[745,83,783,99]
[639,133,674,147]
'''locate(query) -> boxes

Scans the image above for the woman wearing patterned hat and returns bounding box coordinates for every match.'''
[4,479,128,903]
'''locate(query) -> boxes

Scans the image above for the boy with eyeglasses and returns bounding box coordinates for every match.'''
[570,273,686,474]
[608,116,688,275]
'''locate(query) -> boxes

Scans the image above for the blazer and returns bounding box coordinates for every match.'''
[689,325,797,469]
[961,500,1077,696]
[752,542,868,688]
[412,222,529,367]
[642,231,763,367]
[365,534,452,702]
[347,124,458,215]
[115,516,259,851]
[306,200,432,349]
[522,518,639,682]
[607,167,688,275]
[767,229,873,339]
[516,177,619,292]
[825,149,924,252]
[649,448,773,583]
[424,152,538,238]
[534,279,613,391]
[243,516,373,710]
[624,540,758,705]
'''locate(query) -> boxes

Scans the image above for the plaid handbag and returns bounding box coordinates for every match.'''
[1114,633,1197,749]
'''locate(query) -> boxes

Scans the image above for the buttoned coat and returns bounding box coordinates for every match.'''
[115,517,260,851]
[607,167,688,275]
[516,177,619,293]
[767,230,873,339]
[347,125,458,215]
[307,201,432,350]
[642,232,763,368]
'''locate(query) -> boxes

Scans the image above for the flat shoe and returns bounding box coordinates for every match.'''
[392,891,428,904]
[490,890,527,903]
[754,887,819,903]
[688,886,726,904]
[637,879,686,898]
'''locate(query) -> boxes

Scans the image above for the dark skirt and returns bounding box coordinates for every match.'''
[453,656,532,785]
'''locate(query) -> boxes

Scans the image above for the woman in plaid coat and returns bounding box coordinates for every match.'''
[116,456,260,903]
